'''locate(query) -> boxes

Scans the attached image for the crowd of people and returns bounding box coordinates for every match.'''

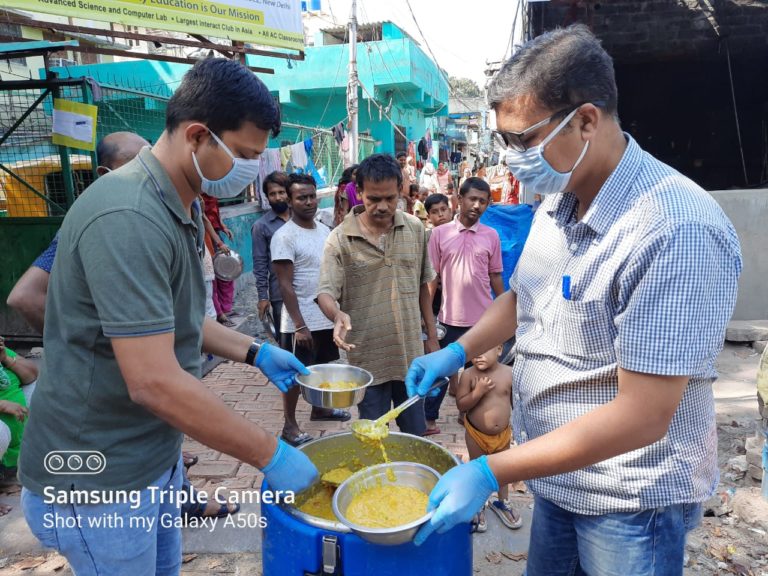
[252,155,510,453]
[1,23,743,576]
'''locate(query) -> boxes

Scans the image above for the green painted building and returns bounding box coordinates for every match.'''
[1,26,447,337]
[247,21,449,155]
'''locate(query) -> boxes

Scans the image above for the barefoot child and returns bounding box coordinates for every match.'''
[456,345,522,532]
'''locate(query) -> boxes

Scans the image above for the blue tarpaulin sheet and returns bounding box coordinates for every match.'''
[479,204,534,292]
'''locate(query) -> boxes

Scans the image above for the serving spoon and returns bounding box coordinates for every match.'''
[351,378,449,442]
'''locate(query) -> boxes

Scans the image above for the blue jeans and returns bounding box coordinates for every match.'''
[22,455,183,576]
[526,496,702,576]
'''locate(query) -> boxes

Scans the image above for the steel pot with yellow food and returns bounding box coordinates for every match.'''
[287,432,458,532]
[262,432,471,575]
[294,364,372,409]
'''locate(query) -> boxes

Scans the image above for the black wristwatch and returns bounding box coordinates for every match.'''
[245,341,261,366]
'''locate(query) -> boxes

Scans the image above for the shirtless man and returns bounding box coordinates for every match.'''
[456,345,522,531]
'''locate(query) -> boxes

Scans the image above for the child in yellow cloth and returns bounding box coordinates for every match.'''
[456,344,522,532]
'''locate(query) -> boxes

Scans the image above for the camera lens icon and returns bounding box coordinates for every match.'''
[46,454,65,472]
[45,451,106,475]
[86,454,103,471]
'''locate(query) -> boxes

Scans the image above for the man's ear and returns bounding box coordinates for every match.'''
[96,167,109,177]
[183,123,210,153]
[578,103,601,140]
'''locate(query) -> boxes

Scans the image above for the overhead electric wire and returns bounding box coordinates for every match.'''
[504,0,524,60]
[358,79,407,139]
[358,0,412,108]
[316,23,349,128]
[725,38,749,186]
[402,0,479,114]
[402,0,448,85]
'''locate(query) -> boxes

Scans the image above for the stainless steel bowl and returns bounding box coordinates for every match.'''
[213,249,243,281]
[295,364,372,409]
[332,462,439,546]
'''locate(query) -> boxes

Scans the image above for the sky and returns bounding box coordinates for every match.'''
[322,0,523,90]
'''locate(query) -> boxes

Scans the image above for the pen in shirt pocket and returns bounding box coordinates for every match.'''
[562,275,572,300]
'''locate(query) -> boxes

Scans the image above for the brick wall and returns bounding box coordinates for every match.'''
[530,0,768,61]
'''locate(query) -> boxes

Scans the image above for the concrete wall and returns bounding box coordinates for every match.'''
[710,189,768,321]
[528,0,768,193]
[531,0,768,61]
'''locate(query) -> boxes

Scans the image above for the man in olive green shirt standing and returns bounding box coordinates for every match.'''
[19,59,318,576]
[318,154,438,435]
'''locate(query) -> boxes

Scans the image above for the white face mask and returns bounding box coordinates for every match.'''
[192,128,261,199]
[504,108,589,196]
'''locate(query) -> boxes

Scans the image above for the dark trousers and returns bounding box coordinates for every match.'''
[271,300,283,345]
[358,380,426,436]
[424,323,471,422]
[279,329,339,366]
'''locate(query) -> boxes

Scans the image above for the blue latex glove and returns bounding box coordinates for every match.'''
[262,438,319,494]
[405,341,466,397]
[414,455,499,546]
[254,342,310,392]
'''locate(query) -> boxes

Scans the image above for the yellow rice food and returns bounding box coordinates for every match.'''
[352,420,388,442]
[317,381,359,390]
[297,486,336,521]
[321,467,354,486]
[345,485,429,529]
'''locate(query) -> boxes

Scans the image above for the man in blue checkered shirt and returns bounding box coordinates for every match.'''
[407,24,742,575]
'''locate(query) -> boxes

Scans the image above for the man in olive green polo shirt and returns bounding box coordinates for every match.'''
[19,59,318,576]
[318,153,439,435]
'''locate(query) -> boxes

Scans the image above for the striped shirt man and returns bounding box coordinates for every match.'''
[318,205,435,386]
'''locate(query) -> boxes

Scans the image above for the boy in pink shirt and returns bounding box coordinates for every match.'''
[425,178,504,433]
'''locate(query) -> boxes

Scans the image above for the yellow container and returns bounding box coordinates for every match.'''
[0,155,93,217]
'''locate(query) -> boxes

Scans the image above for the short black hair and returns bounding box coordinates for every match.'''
[262,170,290,196]
[287,172,317,197]
[489,24,618,118]
[356,154,402,190]
[409,183,420,194]
[339,164,358,187]
[459,177,491,197]
[396,152,407,159]
[425,193,449,212]
[166,58,281,137]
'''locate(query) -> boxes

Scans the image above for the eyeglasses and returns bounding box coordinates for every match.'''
[493,101,604,152]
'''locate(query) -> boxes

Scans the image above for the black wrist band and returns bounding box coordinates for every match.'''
[245,341,261,366]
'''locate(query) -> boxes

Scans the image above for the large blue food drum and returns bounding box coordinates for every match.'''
[261,432,472,576]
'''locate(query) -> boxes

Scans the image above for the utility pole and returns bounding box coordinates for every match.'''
[347,0,359,164]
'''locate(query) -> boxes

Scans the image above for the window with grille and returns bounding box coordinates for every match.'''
[0,23,27,66]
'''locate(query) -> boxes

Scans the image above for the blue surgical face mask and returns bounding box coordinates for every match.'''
[504,108,589,196]
[192,128,261,199]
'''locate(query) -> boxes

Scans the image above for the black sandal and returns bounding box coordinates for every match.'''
[309,409,351,422]
[183,499,240,519]
[182,453,199,470]
[280,430,314,447]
